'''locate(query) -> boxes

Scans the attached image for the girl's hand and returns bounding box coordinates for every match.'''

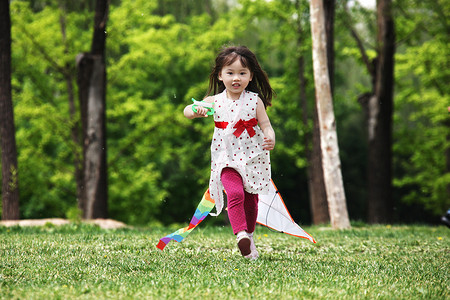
[256,98,276,151]
[194,106,210,117]
[263,136,275,151]
[184,96,214,119]
[184,104,209,118]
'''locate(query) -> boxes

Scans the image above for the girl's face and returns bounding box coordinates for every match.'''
[218,58,252,100]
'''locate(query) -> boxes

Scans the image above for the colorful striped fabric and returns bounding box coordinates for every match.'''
[156,189,215,250]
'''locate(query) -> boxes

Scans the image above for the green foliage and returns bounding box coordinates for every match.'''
[391,0,450,215]
[394,38,450,214]
[6,0,449,224]
[65,206,82,223]
[0,225,448,299]
[105,1,244,224]
[9,0,243,224]
[10,1,91,219]
[334,0,450,218]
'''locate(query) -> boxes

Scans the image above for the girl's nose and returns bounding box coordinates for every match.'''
[233,74,240,81]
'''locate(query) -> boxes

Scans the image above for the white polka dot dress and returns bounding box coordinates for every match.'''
[209,90,271,216]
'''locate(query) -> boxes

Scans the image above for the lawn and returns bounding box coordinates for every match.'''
[0,223,448,299]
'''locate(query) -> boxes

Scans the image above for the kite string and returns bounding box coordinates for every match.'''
[264,190,280,233]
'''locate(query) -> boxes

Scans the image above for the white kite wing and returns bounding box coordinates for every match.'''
[257,180,316,243]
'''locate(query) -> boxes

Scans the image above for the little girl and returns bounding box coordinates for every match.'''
[184,46,275,259]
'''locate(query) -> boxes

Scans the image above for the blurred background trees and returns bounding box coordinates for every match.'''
[1,0,448,225]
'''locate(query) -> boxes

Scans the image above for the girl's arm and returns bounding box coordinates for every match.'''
[184,96,214,119]
[256,98,275,151]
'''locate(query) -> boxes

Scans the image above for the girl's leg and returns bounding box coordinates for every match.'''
[245,192,259,259]
[244,191,259,234]
[221,168,247,234]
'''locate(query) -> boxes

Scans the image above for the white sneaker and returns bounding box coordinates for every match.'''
[236,231,251,256]
[246,233,259,260]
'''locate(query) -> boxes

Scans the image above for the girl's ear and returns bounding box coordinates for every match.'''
[218,73,223,81]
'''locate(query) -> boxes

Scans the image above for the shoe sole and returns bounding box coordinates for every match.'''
[238,237,251,256]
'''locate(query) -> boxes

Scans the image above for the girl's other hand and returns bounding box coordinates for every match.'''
[262,136,275,151]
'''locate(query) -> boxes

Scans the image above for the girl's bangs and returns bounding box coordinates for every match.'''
[222,52,250,69]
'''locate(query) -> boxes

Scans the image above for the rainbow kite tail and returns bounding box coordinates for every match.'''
[156,189,215,250]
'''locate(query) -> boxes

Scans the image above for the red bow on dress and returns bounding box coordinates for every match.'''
[233,118,258,138]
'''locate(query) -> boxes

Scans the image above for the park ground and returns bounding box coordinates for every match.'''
[0,222,448,299]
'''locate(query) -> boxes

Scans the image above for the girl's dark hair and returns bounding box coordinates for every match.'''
[206,46,274,108]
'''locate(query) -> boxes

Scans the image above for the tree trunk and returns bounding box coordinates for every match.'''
[295,0,329,225]
[300,50,329,225]
[309,0,335,224]
[67,70,84,207]
[77,0,109,219]
[83,55,107,219]
[310,0,351,229]
[0,0,20,220]
[344,0,395,223]
[76,53,91,215]
[323,0,335,94]
[308,103,330,224]
[367,0,395,223]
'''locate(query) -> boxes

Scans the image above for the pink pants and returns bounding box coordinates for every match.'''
[221,168,259,235]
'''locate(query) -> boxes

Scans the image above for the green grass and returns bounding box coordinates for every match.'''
[0,223,448,299]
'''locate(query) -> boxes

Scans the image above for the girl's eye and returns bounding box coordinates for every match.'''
[227,72,233,75]
[240,72,246,75]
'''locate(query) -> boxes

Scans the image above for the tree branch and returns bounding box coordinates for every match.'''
[17,23,72,78]
[342,1,375,77]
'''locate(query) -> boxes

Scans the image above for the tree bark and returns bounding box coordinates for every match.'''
[310,0,335,224]
[323,0,335,94]
[295,0,329,225]
[77,0,109,219]
[310,0,351,229]
[367,0,395,223]
[309,103,330,224]
[76,53,91,215]
[300,51,330,225]
[0,0,20,220]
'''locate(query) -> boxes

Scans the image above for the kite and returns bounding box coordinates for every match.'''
[156,180,315,250]
[257,180,316,243]
[156,189,215,250]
